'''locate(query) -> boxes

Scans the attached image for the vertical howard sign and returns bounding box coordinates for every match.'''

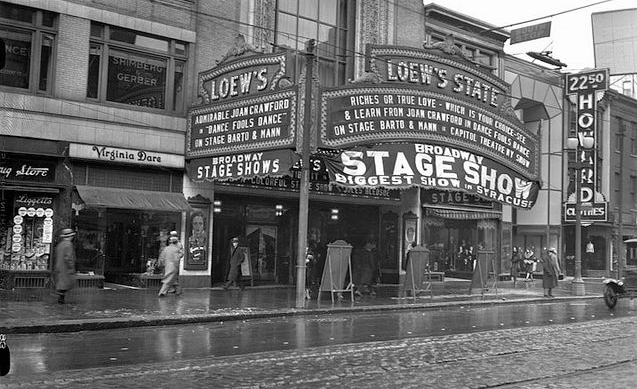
[319,41,541,209]
[563,68,609,222]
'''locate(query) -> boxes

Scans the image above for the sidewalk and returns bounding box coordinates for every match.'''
[0,277,604,334]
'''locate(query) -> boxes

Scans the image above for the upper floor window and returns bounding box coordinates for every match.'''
[429,34,497,72]
[276,0,353,86]
[631,122,637,155]
[0,2,57,93]
[631,175,637,208]
[616,117,626,153]
[87,23,187,112]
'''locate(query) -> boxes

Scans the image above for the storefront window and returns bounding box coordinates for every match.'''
[87,23,187,112]
[73,209,181,279]
[0,3,56,92]
[0,191,55,272]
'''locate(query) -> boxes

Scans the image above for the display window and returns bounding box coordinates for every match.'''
[87,23,187,112]
[0,192,54,271]
[0,3,57,93]
[73,209,181,279]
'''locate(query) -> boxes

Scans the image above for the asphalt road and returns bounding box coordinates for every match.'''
[2,298,637,388]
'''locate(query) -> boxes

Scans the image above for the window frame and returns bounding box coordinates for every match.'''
[275,0,354,87]
[429,33,498,73]
[87,23,188,113]
[0,3,58,94]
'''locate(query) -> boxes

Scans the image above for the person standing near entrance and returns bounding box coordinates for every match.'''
[224,237,246,291]
[510,246,522,286]
[542,247,561,298]
[158,235,182,297]
[54,228,77,304]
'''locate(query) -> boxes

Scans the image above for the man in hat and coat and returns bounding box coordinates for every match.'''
[542,247,561,298]
[158,235,182,297]
[54,228,77,304]
[224,237,246,290]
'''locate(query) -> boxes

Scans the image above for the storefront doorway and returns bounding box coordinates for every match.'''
[423,212,500,277]
[73,208,181,283]
[246,224,277,281]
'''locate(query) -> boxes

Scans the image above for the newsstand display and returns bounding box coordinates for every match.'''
[0,192,55,289]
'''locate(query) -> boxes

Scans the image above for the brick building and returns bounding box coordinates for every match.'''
[3,0,601,291]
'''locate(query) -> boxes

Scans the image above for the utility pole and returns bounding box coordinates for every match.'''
[295,39,316,308]
[618,126,625,279]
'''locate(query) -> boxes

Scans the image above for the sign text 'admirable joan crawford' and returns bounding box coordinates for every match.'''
[186,49,297,160]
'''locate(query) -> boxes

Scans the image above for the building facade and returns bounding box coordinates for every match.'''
[2,0,576,291]
[1,0,194,287]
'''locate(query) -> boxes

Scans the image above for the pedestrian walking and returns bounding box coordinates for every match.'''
[158,235,182,297]
[170,230,184,259]
[54,228,77,304]
[224,237,247,291]
[523,248,536,281]
[542,247,561,297]
[510,246,522,286]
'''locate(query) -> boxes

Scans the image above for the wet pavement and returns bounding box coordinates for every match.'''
[0,277,605,333]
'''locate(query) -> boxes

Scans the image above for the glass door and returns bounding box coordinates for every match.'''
[246,224,277,282]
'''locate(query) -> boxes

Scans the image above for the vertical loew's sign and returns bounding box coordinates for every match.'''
[563,69,609,222]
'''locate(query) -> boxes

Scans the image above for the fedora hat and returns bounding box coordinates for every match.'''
[231,237,240,243]
[548,247,557,254]
[59,228,76,238]
[170,230,179,237]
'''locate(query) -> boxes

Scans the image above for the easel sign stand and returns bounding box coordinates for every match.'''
[240,246,254,287]
[401,245,433,301]
[469,250,497,298]
[318,240,354,303]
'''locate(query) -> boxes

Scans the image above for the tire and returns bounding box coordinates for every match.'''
[604,285,618,309]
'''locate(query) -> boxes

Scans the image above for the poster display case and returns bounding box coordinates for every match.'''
[0,192,55,289]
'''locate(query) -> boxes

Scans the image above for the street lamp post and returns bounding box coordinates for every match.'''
[566,136,594,296]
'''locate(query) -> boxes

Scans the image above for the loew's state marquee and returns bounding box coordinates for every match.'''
[318,41,540,209]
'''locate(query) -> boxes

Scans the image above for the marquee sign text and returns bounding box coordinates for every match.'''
[323,143,538,209]
[187,51,297,159]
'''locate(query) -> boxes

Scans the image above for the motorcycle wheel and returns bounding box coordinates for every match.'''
[604,285,618,309]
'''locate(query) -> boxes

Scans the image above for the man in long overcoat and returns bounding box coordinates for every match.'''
[158,236,182,297]
[224,237,246,290]
[542,247,561,298]
[54,228,77,304]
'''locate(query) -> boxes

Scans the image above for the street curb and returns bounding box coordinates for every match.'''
[0,295,602,334]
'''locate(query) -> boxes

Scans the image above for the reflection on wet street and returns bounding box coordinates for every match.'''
[6,298,636,376]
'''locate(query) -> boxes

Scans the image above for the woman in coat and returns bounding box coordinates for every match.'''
[542,247,561,297]
[158,236,182,297]
[54,228,77,304]
[510,246,522,286]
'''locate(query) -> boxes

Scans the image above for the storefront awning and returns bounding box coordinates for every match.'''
[426,208,501,220]
[76,185,192,212]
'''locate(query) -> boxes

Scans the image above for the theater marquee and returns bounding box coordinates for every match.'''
[319,42,541,208]
[186,49,297,161]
